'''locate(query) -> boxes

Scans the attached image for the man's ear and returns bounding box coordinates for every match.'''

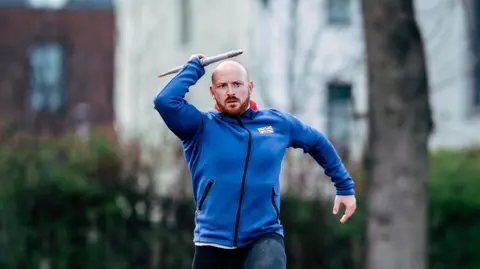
[248,81,254,94]
[209,86,216,100]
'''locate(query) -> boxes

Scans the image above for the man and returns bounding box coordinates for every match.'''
[154,54,356,269]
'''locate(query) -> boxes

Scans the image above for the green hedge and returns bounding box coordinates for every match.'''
[428,150,480,269]
[0,133,478,269]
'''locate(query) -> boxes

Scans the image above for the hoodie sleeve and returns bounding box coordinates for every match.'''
[283,112,355,195]
[153,57,205,141]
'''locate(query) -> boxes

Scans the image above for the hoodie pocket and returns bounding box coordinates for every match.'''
[271,186,280,222]
[196,179,214,215]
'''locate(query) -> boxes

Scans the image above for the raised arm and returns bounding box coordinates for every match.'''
[283,112,355,195]
[154,57,205,141]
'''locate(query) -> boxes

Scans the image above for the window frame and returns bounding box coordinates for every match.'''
[326,0,352,26]
[325,81,354,160]
[28,40,67,114]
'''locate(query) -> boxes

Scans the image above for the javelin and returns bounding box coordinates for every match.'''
[157,49,243,78]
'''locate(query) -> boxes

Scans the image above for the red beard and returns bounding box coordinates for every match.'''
[214,99,258,112]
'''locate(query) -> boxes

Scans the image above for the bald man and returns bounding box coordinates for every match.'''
[154,54,356,269]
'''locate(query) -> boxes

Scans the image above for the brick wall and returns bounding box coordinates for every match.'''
[0,7,115,135]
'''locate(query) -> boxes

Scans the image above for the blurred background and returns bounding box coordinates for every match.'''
[0,0,479,268]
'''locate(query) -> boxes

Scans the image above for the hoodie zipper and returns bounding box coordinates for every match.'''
[233,118,252,247]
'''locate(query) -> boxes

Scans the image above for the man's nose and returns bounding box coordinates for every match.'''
[226,85,234,95]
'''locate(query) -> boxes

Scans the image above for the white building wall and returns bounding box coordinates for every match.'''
[114,0,480,194]
[416,0,480,150]
[252,0,480,162]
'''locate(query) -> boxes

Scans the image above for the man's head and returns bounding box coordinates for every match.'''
[210,60,254,117]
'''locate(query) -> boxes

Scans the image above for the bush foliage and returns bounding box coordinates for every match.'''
[0,133,478,269]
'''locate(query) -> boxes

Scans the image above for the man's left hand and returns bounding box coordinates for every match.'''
[333,195,357,224]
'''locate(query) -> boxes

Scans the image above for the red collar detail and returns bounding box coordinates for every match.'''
[214,100,258,111]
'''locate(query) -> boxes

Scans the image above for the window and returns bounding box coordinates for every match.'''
[474,0,480,108]
[326,82,353,159]
[179,0,191,45]
[29,42,66,112]
[327,0,351,26]
[27,0,68,9]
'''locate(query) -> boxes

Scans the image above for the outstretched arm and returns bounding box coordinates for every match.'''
[283,112,355,195]
[154,56,205,141]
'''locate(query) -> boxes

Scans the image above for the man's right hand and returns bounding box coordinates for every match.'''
[189,54,206,61]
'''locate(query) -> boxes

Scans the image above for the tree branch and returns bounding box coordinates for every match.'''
[286,0,299,112]
[293,16,324,110]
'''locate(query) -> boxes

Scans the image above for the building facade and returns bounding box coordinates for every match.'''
[0,0,115,135]
[114,0,480,194]
[253,0,480,162]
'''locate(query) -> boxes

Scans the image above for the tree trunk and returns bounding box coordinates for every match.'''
[360,1,433,269]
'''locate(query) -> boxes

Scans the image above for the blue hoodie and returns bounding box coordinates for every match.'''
[153,58,355,248]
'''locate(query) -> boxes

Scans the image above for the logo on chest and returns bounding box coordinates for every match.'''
[257,126,274,134]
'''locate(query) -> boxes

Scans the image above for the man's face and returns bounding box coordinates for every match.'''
[210,62,253,117]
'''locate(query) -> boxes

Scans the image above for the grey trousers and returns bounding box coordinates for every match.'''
[192,233,287,269]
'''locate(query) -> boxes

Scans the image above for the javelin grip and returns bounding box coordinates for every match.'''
[157,49,243,78]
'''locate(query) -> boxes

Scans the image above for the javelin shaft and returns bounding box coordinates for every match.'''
[157,49,243,78]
